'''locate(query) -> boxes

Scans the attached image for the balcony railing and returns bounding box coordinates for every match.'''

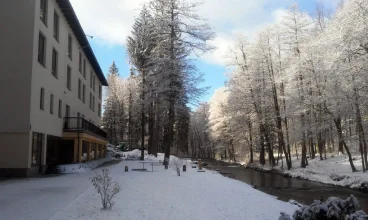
[63,117,107,139]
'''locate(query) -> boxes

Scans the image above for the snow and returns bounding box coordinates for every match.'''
[247,154,368,191]
[47,160,296,220]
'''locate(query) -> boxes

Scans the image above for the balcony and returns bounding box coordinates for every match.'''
[63,117,107,140]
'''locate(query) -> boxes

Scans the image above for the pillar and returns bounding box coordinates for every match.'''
[87,141,91,161]
[73,139,78,163]
[40,134,47,173]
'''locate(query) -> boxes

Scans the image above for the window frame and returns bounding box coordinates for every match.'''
[38,32,46,67]
[78,79,81,100]
[82,84,86,103]
[40,88,45,110]
[68,34,72,60]
[79,52,82,73]
[50,94,54,114]
[93,75,96,91]
[51,48,58,78]
[92,96,95,112]
[89,93,92,110]
[83,59,86,79]
[99,84,102,100]
[40,0,47,26]
[90,71,93,88]
[53,10,59,41]
[98,103,101,117]
[66,66,72,91]
[58,99,62,118]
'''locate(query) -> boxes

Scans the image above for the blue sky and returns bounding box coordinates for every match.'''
[72,0,339,106]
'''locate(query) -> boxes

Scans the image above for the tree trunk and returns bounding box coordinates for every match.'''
[317,131,323,161]
[355,98,366,172]
[148,98,154,155]
[259,124,266,165]
[301,114,307,168]
[247,120,254,163]
[334,118,356,172]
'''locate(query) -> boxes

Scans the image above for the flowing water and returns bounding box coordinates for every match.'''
[203,159,368,212]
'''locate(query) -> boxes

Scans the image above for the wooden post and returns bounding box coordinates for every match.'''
[125,166,128,172]
[198,159,202,170]
[183,165,186,172]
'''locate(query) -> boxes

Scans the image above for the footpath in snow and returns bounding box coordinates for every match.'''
[247,154,368,192]
[49,158,297,220]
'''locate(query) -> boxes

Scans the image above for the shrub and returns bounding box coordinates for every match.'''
[280,195,367,220]
[90,168,120,209]
[170,157,184,176]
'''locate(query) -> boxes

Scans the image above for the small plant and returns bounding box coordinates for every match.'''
[90,168,120,210]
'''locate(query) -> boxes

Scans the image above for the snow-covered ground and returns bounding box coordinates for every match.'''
[49,160,296,220]
[247,154,368,191]
[0,150,297,220]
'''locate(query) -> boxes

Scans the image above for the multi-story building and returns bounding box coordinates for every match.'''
[0,0,108,177]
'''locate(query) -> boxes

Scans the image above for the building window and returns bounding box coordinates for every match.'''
[99,84,102,99]
[38,33,46,66]
[65,105,70,117]
[89,93,92,109]
[83,59,86,78]
[68,34,72,60]
[40,88,44,110]
[79,52,82,73]
[93,75,96,91]
[82,84,86,103]
[40,0,47,25]
[66,66,71,90]
[78,79,81,100]
[90,71,93,88]
[98,103,101,117]
[32,132,44,165]
[52,48,58,78]
[58,100,62,118]
[50,94,54,114]
[53,11,59,41]
[92,96,95,112]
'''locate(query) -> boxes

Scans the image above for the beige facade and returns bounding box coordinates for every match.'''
[0,0,107,177]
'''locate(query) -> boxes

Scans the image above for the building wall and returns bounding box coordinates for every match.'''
[0,0,36,173]
[30,0,103,139]
[0,0,105,175]
[0,0,36,133]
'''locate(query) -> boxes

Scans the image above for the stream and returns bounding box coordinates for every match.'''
[203,159,368,212]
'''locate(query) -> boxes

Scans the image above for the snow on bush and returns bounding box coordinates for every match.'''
[170,157,184,176]
[90,168,120,210]
[57,155,114,174]
[280,195,367,220]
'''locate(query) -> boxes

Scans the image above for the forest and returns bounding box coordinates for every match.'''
[102,0,214,163]
[189,0,368,172]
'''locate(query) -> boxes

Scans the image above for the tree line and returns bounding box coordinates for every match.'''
[189,0,368,172]
[102,0,214,162]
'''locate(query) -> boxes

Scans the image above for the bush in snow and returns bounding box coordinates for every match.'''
[280,195,367,220]
[90,168,120,210]
[170,157,184,176]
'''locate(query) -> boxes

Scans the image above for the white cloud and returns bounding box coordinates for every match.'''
[69,0,296,66]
